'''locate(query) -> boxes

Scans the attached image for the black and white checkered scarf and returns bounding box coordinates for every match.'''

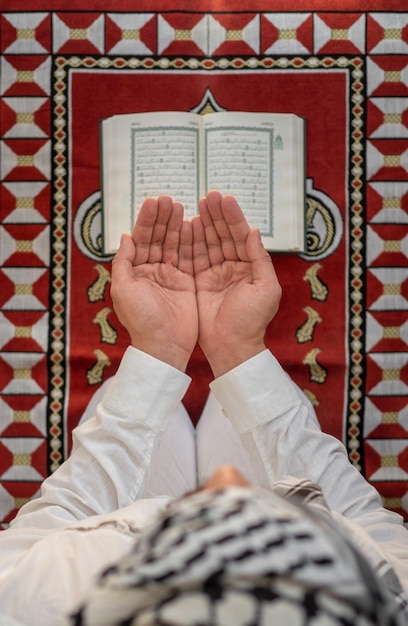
[73,485,401,625]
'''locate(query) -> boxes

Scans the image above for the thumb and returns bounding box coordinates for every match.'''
[112,233,135,279]
[247,227,268,265]
[247,228,280,284]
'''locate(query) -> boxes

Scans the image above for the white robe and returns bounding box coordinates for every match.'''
[0,348,407,625]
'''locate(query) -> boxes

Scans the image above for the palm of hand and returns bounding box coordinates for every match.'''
[129,261,197,345]
[196,259,260,342]
[134,260,196,296]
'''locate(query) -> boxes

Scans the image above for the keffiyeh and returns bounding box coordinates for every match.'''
[73,485,400,626]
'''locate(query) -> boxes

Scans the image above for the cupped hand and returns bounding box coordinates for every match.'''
[193,191,281,377]
[111,196,198,372]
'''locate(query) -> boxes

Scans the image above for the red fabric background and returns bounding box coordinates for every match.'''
[68,68,347,434]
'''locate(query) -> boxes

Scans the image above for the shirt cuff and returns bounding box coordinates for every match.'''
[210,349,301,435]
[102,346,191,432]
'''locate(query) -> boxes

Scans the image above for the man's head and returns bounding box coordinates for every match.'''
[73,478,399,625]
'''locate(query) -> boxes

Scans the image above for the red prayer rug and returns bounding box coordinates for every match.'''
[0,0,407,526]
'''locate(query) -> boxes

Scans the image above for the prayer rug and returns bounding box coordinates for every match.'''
[0,0,407,526]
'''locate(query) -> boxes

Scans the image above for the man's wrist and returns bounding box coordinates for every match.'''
[204,341,266,378]
[130,336,193,373]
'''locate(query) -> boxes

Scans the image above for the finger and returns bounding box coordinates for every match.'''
[146,195,174,263]
[162,200,183,265]
[132,197,158,266]
[198,195,225,266]
[178,219,194,277]
[220,195,251,262]
[192,215,211,275]
[206,191,241,261]
[206,190,238,260]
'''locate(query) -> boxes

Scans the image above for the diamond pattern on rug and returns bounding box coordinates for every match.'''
[314,12,366,54]
[105,13,156,55]
[52,13,104,54]
[261,13,312,54]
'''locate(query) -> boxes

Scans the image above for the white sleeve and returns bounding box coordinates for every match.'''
[0,498,171,626]
[0,347,190,625]
[9,346,190,531]
[210,349,408,593]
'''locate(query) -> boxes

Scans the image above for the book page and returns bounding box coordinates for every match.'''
[129,117,201,223]
[101,112,201,252]
[203,112,305,251]
[269,114,305,251]
[204,116,273,235]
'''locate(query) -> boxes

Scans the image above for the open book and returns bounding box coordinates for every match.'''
[100,111,306,253]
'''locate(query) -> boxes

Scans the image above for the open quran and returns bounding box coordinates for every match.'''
[100,110,306,253]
